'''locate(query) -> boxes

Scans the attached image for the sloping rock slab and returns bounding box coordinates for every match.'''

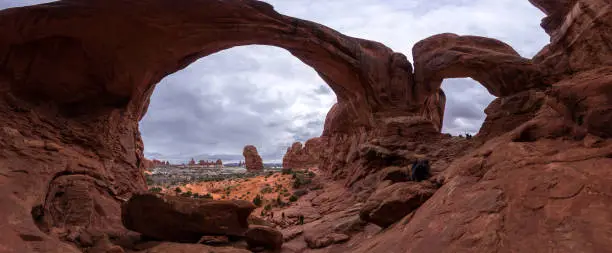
[122,193,255,242]
[360,181,437,228]
[245,225,283,251]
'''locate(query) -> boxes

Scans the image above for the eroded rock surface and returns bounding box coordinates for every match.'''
[121,193,254,242]
[0,0,611,252]
[245,225,283,251]
[282,138,327,170]
[360,181,438,228]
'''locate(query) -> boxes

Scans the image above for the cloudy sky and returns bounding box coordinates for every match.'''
[1,0,549,162]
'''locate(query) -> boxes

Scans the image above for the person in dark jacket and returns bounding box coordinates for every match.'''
[411,159,431,182]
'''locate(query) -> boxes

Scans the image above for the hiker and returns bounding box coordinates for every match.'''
[411,159,431,182]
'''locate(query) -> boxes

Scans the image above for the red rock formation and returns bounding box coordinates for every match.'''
[144,158,169,169]
[0,0,610,252]
[243,145,264,172]
[245,225,284,251]
[347,1,612,252]
[215,159,224,168]
[282,137,327,169]
[122,193,255,242]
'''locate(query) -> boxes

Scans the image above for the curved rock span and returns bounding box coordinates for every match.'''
[0,0,611,252]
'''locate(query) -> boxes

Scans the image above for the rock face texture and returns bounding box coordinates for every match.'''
[243,145,264,172]
[0,0,611,252]
[245,225,283,251]
[359,181,438,228]
[282,137,327,169]
[121,193,255,242]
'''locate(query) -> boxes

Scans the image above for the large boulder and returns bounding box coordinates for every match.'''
[243,145,264,172]
[360,182,438,228]
[245,225,283,251]
[378,166,411,183]
[121,193,255,242]
[302,204,367,249]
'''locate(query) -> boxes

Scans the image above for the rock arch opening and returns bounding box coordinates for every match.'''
[440,78,496,136]
[139,45,337,165]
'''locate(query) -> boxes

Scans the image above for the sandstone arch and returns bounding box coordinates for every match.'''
[412,33,548,98]
[0,1,421,250]
[1,0,612,252]
[0,0,418,125]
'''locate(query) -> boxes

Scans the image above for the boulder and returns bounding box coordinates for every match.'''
[243,145,264,171]
[303,204,366,249]
[245,225,283,251]
[379,166,411,183]
[360,182,438,228]
[121,193,255,242]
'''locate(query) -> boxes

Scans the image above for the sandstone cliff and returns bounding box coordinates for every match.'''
[0,0,610,252]
[282,137,327,170]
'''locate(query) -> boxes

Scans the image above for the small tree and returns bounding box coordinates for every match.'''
[289,195,298,202]
[175,187,182,193]
[149,187,162,193]
[253,194,263,207]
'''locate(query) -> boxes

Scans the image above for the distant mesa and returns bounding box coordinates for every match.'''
[144,158,171,169]
[145,157,223,169]
[185,158,224,169]
[243,145,264,171]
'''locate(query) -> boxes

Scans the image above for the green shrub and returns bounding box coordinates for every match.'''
[264,204,272,211]
[180,191,192,198]
[253,194,263,207]
[289,195,298,202]
[260,186,273,194]
[292,176,312,189]
[149,187,162,193]
[175,187,182,193]
[276,196,284,206]
[145,175,154,185]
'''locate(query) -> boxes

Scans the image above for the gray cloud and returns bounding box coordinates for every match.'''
[2,1,549,161]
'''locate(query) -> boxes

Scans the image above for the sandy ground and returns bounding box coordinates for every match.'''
[154,172,301,212]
